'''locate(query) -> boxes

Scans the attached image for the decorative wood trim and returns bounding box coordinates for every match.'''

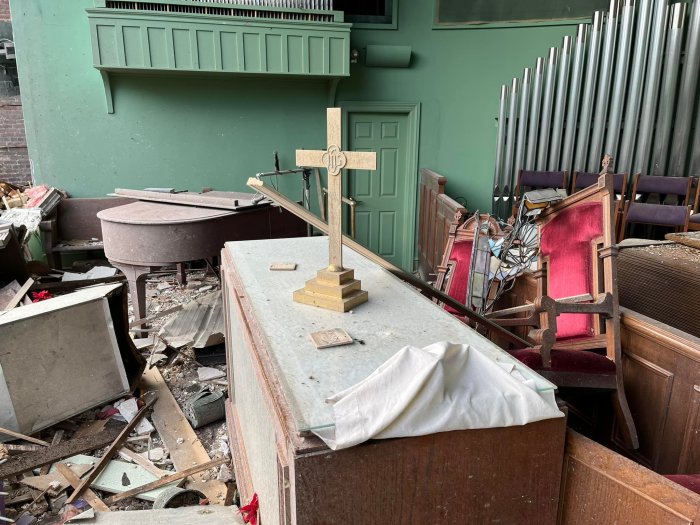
[678,385,700,473]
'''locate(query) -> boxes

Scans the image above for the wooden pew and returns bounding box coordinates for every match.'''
[559,430,700,524]
[417,169,466,282]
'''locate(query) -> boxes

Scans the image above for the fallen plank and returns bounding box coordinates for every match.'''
[66,397,156,505]
[116,448,168,479]
[103,457,227,505]
[53,455,180,502]
[20,464,93,493]
[54,464,110,512]
[141,367,227,504]
[0,427,50,447]
[114,188,260,211]
[0,420,125,479]
[85,506,245,525]
[2,277,34,311]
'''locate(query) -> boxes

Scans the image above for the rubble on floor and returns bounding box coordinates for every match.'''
[0,268,237,524]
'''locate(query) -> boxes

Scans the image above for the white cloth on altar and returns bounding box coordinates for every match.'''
[312,341,564,450]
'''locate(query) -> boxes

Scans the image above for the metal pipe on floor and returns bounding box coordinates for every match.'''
[589,0,620,171]
[492,85,509,214]
[669,0,700,177]
[525,57,545,170]
[651,2,685,176]
[633,0,669,175]
[604,0,635,161]
[548,36,573,170]
[574,10,604,172]
[562,25,588,176]
[618,0,654,175]
[537,48,558,170]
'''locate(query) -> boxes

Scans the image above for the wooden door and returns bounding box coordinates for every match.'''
[347,111,413,270]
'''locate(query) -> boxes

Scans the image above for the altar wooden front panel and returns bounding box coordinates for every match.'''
[221,237,567,525]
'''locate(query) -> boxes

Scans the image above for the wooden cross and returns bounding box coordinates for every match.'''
[296,108,376,272]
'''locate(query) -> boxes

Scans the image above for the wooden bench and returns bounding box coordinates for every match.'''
[40,197,132,269]
[417,168,466,282]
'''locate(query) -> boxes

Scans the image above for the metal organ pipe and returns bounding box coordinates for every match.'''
[604,0,636,162]
[493,85,508,214]
[651,2,685,176]
[514,68,532,192]
[589,0,620,171]
[669,0,700,177]
[548,36,573,170]
[574,11,604,172]
[618,0,654,175]
[503,77,520,215]
[562,25,588,176]
[537,48,558,170]
[525,57,545,171]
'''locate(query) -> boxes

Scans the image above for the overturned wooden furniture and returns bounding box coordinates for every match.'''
[417,169,466,282]
[503,174,638,448]
[559,430,700,524]
[222,236,566,525]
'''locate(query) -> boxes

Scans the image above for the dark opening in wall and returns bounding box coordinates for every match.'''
[335,0,393,25]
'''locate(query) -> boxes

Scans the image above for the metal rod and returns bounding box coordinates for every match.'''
[562,24,588,176]
[574,10,604,172]
[492,85,508,214]
[651,2,685,176]
[514,68,532,195]
[618,0,654,175]
[669,0,700,177]
[525,57,545,171]
[604,0,635,159]
[502,77,519,218]
[549,36,573,170]
[537,48,558,170]
[633,0,669,175]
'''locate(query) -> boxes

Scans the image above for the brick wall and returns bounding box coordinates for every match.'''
[0,97,30,187]
[0,0,9,21]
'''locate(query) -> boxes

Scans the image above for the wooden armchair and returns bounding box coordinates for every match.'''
[503,174,638,448]
[571,171,629,239]
[619,174,692,240]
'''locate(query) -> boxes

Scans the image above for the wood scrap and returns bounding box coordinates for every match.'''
[0,420,125,479]
[116,448,168,478]
[140,367,227,504]
[74,505,245,524]
[0,281,20,310]
[2,277,34,311]
[20,465,93,494]
[103,457,227,505]
[65,397,157,504]
[55,464,110,512]
[665,231,700,249]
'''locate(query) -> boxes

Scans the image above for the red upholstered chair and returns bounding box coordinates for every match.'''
[619,174,692,240]
[506,174,638,449]
[434,212,503,315]
[665,475,700,496]
[572,171,629,239]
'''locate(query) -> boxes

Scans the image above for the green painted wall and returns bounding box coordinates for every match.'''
[11,0,576,211]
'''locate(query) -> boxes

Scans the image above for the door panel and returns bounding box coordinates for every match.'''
[347,112,409,269]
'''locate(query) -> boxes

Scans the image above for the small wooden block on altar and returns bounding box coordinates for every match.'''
[269,262,297,271]
[309,328,353,349]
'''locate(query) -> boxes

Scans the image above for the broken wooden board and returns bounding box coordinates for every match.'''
[85,506,245,524]
[309,328,353,349]
[665,231,700,249]
[140,367,227,504]
[0,420,125,479]
[2,277,33,311]
[54,463,110,513]
[53,455,181,502]
[20,464,93,493]
[269,262,297,271]
[114,188,264,212]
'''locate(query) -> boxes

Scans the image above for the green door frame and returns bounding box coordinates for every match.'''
[339,101,421,272]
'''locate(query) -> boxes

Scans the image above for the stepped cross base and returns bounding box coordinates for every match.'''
[293,267,368,313]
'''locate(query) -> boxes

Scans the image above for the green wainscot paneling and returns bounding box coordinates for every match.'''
[87,9,351,78]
